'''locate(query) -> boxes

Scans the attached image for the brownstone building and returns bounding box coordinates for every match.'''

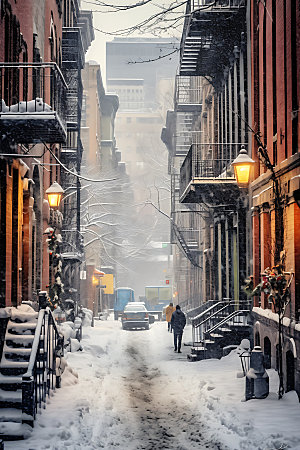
[0,0,93,312]
[250,0,300,395]
[0,0,66,308]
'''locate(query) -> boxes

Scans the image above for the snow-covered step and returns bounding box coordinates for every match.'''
[0,421,26,439]
[0,389,22,402]
[0,375,22,385]
[5,333,35,345]
[210,333,223,339]
[0,388,22,410]
[10,311,38,323]
[0,408,22,423]
[7,321,37,332]
[219,327,231,332]
[3,346,32,356]
[0,360,29,369]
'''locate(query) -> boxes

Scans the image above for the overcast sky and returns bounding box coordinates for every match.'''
[81,1,183,87]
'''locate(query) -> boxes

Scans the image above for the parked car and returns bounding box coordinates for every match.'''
[121,304,154,330]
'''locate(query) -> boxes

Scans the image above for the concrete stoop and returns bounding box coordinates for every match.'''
[187,325,251,361]
[0,310,38,440]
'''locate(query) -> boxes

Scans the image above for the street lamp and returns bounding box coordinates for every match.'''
[231,145,255,188]
[46,181,64,209]
[92,275,99,286]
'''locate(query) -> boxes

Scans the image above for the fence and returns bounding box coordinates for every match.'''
[22,307,63,427]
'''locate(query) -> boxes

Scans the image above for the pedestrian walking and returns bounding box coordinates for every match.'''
[165,302,176,332]
[171,305,186,353]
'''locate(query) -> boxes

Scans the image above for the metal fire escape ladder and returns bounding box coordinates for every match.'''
[171,222,201,268]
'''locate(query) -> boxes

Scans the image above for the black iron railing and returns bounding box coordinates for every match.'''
[191,299,251,344]
[185,300,217,325]
[0,62,67,124]
[22,307,63,427]
[180,143,248,196]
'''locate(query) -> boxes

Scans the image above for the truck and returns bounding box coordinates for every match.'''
[114,287,134,320]
[143,286,172,319]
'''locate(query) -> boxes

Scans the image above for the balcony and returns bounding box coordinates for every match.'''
[180,0,246,78]
[0,63,67,144]
[180,143,241,204]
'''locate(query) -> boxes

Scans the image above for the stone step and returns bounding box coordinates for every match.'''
[0,360,29,370]
[7,322,37,335]
[0,375,22,385]
[0,408,22,423]
[10,311,38,323]
[0,389,22,403]
[0,422,26,440]
[3,346,32,356]
[5,334,35,347]
[0,367,28,377]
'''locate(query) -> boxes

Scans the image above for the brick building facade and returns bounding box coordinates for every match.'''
[250,0,300,396]
[0,1,93,313]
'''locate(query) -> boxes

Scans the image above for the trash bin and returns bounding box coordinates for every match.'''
[245,346,269,400]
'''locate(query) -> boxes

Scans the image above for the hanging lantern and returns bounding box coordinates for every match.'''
[231,146,255,188]
[46,181,64,208]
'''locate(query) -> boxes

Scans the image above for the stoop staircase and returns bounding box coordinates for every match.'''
[187,299,251,361]
[0,308,38,439]
[0,306,63,440]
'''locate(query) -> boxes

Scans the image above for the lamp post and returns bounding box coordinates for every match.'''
[92,269,105,317]
[233,145,292,399]
[45,181,64,310]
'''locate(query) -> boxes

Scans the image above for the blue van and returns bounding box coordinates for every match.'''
[114,287,134,320]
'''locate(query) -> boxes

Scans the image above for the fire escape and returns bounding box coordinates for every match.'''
[175,0,251,357]
[60,14,93,307]
[0,63,67,144]
[179,0,246,205]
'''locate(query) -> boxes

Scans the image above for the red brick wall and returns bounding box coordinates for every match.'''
[0,1,64,306]
[250,0,300,312]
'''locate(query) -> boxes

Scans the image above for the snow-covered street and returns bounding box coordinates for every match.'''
[7,318,300,450]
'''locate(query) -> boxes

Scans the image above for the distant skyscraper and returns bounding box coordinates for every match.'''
[106,37,178,295]
[106,37,178,111]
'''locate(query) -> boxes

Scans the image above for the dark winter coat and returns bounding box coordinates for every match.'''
[171,310,186,334]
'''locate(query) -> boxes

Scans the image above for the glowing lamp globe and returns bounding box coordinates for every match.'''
[231,146,255,188]
[92,275,99,286]
[46,181,64,208]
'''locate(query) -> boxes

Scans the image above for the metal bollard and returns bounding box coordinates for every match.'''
[245,346,269,400]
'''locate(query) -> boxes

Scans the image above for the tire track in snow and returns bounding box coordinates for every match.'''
[123,342,226,450]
